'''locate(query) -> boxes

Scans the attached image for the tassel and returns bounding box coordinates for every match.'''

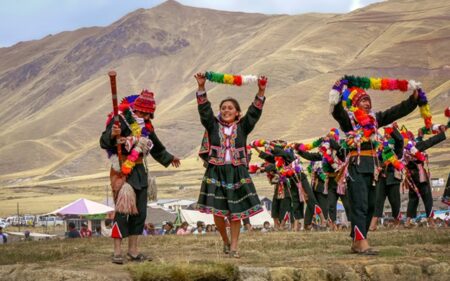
[115,183,139,215]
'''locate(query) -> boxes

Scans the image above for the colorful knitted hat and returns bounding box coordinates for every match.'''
[133,89,156,113]
[351,87,371,107]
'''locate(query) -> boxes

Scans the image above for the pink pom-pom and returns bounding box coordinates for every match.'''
[388,79,397,90]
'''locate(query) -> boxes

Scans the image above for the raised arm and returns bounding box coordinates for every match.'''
[332,102,353,133]
[415,127,447,152]
[376,91,418,127]
[296,149,322,161]
[194,72,216,133]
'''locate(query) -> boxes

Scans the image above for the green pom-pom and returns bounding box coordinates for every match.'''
[361,77,371,89]
[209,72,224,83]
[345,75,357,88]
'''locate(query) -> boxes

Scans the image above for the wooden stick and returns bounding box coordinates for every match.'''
[108,71,123,168]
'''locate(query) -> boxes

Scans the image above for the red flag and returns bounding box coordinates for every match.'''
[353,225,365,241]
[314,205,322,215]
[283,212,291,222]
[111,222,122,239]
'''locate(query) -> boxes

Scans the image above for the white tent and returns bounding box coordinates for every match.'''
[180,207,272,227]
[50,198,114,215]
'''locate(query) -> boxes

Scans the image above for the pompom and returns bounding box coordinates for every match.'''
[329,89,340,106]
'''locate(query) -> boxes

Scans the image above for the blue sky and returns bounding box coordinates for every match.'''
[0,0,382,47]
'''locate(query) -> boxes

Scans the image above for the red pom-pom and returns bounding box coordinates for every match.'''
[233,75,242,86]
[445,107,450,118]
[397,79,409,92]
[381,79,389,90]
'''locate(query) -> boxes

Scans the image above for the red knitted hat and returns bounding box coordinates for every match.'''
[133,89,156,113]
[351,87,371,107]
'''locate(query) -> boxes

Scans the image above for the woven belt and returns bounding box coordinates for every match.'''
[349,150,377,157]
[120,155,144,164]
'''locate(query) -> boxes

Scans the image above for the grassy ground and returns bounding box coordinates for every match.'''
[1,228,449,280]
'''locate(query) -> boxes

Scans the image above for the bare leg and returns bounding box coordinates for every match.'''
[128,235,138,256]
[319,213,327,228]
[293,220,300,232]
[405,217,413,228]
[273,218,280,230]
[214,215,230,245]
[114,238,122,256]
[230,220,241,251]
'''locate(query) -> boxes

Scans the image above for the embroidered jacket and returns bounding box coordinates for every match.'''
[332,94,418,173]
[100,116,174,190]
[197,91,265,166]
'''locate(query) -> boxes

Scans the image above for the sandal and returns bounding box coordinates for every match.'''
[127,253,153,262]
[223,243,231,254]
[112,255,124,264]
[229,250,240,259]
[351,247,379,256]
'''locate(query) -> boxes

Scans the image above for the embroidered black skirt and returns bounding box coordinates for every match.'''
[197,164,262,221]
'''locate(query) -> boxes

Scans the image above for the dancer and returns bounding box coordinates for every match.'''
[330,78,420,255]
[253,141,303,231]
[294,129,351,230]
[369,123,404,231]
[194,72,267,258]
[404,125,447,228]
[100,89,181,264]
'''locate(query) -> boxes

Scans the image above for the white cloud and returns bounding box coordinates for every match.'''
[350,0,363,11]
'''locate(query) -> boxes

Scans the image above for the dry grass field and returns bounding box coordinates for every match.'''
[0,228,449,281]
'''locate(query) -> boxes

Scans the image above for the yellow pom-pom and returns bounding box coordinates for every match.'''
[223,74,234,85]
[370,78,382,90]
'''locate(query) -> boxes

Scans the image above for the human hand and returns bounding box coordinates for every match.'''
[257,76,268,95]
[111,124,121,138]
[171,157,181,168]
[194,72,206,91]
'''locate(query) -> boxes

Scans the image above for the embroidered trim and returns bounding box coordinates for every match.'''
[202,176,253,189]
[197,204,263,221]
[199,192,259,204]
[197,93,208,104]
[253,96,265,110]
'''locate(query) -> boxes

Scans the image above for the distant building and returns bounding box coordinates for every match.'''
[431,178,445,188]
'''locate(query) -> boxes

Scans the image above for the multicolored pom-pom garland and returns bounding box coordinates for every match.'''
[334,75,433,134]
[106,95,154,176]
[205,71,259,86]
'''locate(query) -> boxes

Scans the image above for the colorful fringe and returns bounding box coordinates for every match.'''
[205,71,258,86]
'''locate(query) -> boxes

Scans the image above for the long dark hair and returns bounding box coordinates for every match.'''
[219,97,241,121]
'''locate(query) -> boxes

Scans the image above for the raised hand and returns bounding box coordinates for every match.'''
[194,72,206,91]
[257,76,268,96]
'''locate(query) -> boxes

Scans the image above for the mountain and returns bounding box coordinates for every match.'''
[0,0,449,184]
